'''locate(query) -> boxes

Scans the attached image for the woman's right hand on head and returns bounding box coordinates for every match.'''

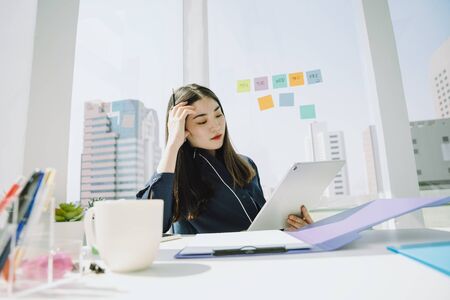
[166,101,195,150]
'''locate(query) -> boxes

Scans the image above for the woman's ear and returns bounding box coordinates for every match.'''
[184,130,191,142]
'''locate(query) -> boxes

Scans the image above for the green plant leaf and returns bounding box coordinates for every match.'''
[55,208,65,216]
[60,203,77,212]
[72,214,83,221]
[55,215,65,222]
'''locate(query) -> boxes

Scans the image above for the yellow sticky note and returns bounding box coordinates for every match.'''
[258,95,274,111]
[237,79,251,93]
[289,72,305,87]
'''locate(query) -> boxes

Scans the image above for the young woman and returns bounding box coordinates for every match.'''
[137,84,313,234]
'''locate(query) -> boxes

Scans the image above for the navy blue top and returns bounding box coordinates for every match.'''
[136,150,266,234]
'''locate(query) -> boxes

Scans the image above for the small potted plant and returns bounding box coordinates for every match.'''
[54,202,85,242]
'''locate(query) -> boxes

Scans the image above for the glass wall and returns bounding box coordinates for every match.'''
[65,0,450,223]
[207,0,378,207]
[389,0,450,196]
[67,0,183,204]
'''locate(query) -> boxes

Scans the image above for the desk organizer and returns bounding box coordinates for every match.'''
[1,169,83,297]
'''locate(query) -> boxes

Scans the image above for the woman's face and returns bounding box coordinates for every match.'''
[185,97,226,150]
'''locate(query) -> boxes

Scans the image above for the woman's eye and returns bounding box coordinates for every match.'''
[197,121,207,125]
[216,114,223,118]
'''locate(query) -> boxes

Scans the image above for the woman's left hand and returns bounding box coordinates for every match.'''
[285,205,314,231]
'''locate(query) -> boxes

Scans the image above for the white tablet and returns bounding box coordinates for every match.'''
[247,160,345,231]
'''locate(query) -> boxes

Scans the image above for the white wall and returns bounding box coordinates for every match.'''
[0,0,37,190]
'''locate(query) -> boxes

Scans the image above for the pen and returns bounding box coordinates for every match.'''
[0,177,24,213]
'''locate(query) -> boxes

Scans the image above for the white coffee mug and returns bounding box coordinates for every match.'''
[84,199,163,272]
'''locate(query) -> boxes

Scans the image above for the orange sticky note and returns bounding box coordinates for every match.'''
[289,72,304,87]
[258,95,274,111]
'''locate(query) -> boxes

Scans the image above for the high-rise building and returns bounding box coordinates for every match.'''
[410,118,450,189]
[364,119,450,193]
[430,38,450,118]
[80,100,161,205]
[327,131,350,196]
[305,122,350,196]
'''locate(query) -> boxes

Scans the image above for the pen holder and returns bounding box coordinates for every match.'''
[1,169,84,297]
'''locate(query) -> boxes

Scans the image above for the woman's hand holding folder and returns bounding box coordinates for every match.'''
[285,205,314,231]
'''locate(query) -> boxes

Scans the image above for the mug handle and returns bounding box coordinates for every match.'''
[84,208,97,249]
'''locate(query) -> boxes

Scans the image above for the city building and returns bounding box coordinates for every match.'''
[80,100,161,205]
[430,38,450,118]
[305,122,350,196]
[364,119,450,193]
[410,118,450,189]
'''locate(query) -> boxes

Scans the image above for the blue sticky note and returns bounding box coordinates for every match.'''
[306,69,323,84]
[387,241,450,276]
[300,104,316,119]
[272,74,288,89]
[279,93,294,107]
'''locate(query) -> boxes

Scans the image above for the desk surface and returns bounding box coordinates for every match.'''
[20,229,450,299]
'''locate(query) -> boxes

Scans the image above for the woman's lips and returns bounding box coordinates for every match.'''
[211,134,222,140]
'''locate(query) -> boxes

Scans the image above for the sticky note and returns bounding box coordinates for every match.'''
[237,79,251,92]
[258,95,274,111]
[300,104,316,119]
[254,76,268,91]
[279,93,294,107]
[272,74,288,89]
[289,72,304,86]
[306,69,323,84]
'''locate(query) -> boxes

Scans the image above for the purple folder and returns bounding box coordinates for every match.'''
[287,197,450,251]
[175,197,450,259]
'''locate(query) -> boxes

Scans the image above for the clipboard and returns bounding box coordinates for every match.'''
[175,196,450,259]
[175,230,313,258]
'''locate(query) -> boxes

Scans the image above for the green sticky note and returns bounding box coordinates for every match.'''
[237,79,251,93]
[272,74,288,89]
[300,104,316,119]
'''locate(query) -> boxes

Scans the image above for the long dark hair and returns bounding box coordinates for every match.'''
[165,84,256,222]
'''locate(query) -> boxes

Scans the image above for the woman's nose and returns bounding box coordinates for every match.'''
[210,118,221,131]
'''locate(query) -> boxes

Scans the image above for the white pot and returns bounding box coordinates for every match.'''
[54,221,85,243]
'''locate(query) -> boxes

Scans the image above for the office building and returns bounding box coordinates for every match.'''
[80,100,161,205]
[430,38,450,118]
[305,122,350,196]
[364,119,450,193]
[410,118,450,189]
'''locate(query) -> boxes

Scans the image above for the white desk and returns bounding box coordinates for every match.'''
[22,229,450,299]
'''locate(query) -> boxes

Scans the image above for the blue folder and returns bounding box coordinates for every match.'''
[387,241,450,276]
